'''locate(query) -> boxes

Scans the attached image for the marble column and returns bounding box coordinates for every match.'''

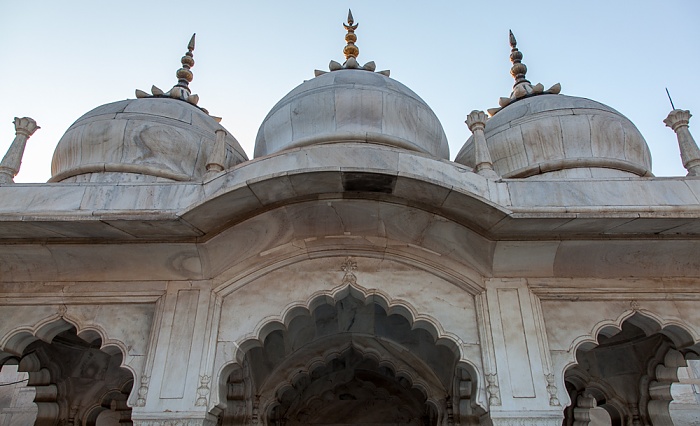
[131,281,221,426]
[0,117,39,184]
[664,109,700,176]
[477,279,563,425]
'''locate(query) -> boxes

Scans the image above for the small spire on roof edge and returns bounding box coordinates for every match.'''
[314,10,389,77]
[664,109,700,176]
[487,31,561,117]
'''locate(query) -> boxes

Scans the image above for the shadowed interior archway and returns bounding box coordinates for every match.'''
[563,312,700,426]
[0,319,134,425]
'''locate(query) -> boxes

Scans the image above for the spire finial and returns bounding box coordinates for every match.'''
[343,9,359,61]
[175,33,196,93]
[486,31,561,116]
[135,34,218,118]
[509,30,529,87]
[314,10,389,77]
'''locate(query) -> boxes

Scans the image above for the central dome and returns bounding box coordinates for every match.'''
[254,69,449,159]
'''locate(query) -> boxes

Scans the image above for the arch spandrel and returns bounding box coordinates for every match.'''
[215,256,481,352]
[0,303,155,403]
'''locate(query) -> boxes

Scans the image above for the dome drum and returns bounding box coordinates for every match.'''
[456,94,653,179]
[50,98,247,183]
[254,70,449,160]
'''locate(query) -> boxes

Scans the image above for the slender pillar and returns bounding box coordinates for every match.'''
[466,111,499,178]
[205,129,227,179]
[478,279,564,425]
[131,282,220,426]
[664,109,700,176]
[0,117,39,184]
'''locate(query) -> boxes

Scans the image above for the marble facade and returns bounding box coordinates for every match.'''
[0,14,699,426]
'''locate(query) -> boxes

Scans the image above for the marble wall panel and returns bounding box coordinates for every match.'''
[553,240,700,278]
[560,115,592,158]
[520,117,565,165]
[259,103,293,157]
[334,88,383,133]
[589,114,625,160]
[290,89,335,143]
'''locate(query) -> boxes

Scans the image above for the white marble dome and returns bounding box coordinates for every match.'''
[50,98,248,182]
[455,94,653,179]
[254,69,450,159]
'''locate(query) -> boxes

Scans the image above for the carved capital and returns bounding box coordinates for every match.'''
[465,110,489,132]
[664,109,691,132]
[13,117,39,137]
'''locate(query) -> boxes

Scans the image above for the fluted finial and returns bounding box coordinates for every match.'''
[509,30,529,87]
[135,34,218,119]
[486,31,561,116]
[343,9,359,61]
[314,10,389,77]
[175,33,196,93]
[664,109,700,176]
[0,117,40,184]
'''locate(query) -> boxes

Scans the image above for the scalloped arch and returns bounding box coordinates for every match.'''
[563,309,700,375]
[234,282,464,366]
[214,282,486,414]
[0,311,137,382]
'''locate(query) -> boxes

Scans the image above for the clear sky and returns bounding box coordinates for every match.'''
[2,0,699,182]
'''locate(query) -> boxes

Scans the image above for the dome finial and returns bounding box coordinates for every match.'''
[486,31,561,116]
[343,9,360,63]
[314,10,389,77]
[509,30,530,88]
[135,34,216,117]
[174,33,196,93]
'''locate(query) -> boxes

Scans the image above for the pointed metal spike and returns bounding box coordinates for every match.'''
[188,33,196,51]
[509,30,517,48]
[347,9,354,26]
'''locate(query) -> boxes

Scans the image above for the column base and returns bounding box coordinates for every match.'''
[482,410,563,426]
[131,412,218,426]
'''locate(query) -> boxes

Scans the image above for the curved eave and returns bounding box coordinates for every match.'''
[0,144,698,243]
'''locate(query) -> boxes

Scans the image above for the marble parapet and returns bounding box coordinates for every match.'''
[0,144,697,243]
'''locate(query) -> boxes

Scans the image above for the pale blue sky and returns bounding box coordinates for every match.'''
[2,1,698,181]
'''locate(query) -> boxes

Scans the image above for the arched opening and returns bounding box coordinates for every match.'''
[218,292,484,425]
[0,361,37,424]
[563,312,700,425]
[0,322,134,425]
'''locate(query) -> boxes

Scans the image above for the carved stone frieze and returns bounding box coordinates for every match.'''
[340,257,357,285]
[133,420,217,426]
[545,373,560,406]
[195,375,211,407]
[135,375,150,407]
[485,373,501,406]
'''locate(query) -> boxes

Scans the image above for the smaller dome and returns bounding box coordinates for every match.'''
[254,70,449,159]
[51,98,248,182]
[455,94,652,179]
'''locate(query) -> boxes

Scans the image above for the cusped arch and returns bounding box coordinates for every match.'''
[0,310,140,419]
[235,283,464,363]
[214,282,486,416]
[564,309,700,375]
[562,309,700,424]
